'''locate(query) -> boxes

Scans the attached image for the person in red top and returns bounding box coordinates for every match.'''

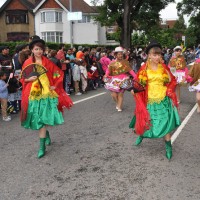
[20,39,73,158]
[76,46,84,60]
[56,44,70,92]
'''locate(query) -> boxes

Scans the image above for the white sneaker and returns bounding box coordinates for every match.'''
[66,93,70,96]
[75,92,82,96]
[117,108,122,112]
[3,116,11,121]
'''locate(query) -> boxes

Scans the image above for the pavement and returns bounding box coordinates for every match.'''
[0,86,200,200]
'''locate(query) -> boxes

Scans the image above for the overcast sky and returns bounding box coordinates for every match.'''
[84,0,181,20]
[0,0,184,20]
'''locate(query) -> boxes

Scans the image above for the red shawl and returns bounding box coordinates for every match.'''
[134,62,178,135]
[20,56,73,122]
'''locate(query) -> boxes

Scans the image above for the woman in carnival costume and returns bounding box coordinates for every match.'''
[168,46,192,103]
[129,41,181,160]
[188,58,200,112]
[20,39,73,158]
[104,47,136,112]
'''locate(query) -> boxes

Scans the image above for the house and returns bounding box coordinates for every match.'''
[0,0,36,41]
[0,0,109,45]
[160,19,177,29]
[33,0,107,45]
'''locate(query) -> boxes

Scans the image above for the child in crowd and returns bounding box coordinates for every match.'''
[73,59,82,95]
[87,62,99,90]
[0,71,11,121]
[79,59,88,94]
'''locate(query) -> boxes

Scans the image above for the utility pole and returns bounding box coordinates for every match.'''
[69,0,73,47]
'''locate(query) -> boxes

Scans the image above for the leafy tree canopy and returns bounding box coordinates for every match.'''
[92,0,174,47]
[177,0,200,44]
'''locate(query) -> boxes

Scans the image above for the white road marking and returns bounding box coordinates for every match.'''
[73,92,107,104]
[171,103,198,144]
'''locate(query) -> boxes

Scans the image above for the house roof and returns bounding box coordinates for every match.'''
[58,0,97,13]
[0,0,98,15]
[0,0,35,14]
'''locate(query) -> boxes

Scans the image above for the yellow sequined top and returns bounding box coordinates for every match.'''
[147,65,167,104]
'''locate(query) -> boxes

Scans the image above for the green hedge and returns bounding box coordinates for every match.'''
[0,42,117,56]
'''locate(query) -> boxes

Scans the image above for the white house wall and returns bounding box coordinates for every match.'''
[72,22,98,44]
[98,25,107,45]
[34,9,108,45]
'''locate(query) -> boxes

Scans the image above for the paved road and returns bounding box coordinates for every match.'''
[1,86,200,200]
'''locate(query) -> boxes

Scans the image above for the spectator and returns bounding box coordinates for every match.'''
[87,62,98,90]
[79,59,88,94]
[73,60,82,95]
[56,44,69,92]
[49,50,62,69]
[0,46,12,76]
[66,48,76,95]
[0,46,19,113]
[76,46,84,59]
[107,50,114,61]
[0,71,11,121]
[100,51,111,73]
[89,48,97,65]
[96,47,102,61]
[195,44,200,59]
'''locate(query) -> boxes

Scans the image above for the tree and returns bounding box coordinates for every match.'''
[172,15,186,44]
[177,0,200,45]
[93,0,174,48]
[90,0,103,6]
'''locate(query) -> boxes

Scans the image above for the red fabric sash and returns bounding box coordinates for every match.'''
[134,63,178,135]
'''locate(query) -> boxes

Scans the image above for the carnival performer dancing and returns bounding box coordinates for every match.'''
[188,58,200,112]
[104,47,136,112]
[20,39,73,158]
[129,41,181,160]
[168,46,192,103]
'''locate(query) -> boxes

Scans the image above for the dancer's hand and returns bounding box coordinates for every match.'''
[50,86,56,90]
[131,90,135,96]
[26,76,37,82]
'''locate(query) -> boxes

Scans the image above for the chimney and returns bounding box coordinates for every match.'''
[28,0,40,6]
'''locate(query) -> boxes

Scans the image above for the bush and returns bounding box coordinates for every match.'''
[0,42,118,56]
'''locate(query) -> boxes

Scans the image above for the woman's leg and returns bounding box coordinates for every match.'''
[196,92,200,112]
[81,77,87,92]
[39,127,46,138]
[164,133,171,141]
[74,81,79,93]
[38,127,47,158]
[117,92,124,111]
[164,133,172,160]
[111,92,118,107]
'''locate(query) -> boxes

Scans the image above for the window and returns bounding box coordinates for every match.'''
[41,11,62,23]
[7,32,29,41]
[6,10,28,24]
[41,32,63,43]
[78,15,91,23]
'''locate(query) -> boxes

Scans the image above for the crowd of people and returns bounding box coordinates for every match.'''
[1,35,200,159]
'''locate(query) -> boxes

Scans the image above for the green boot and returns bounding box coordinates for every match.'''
[38,138,46,159]
[165,140,172,160]
[134,136,143,146]
[45,130,51,146]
